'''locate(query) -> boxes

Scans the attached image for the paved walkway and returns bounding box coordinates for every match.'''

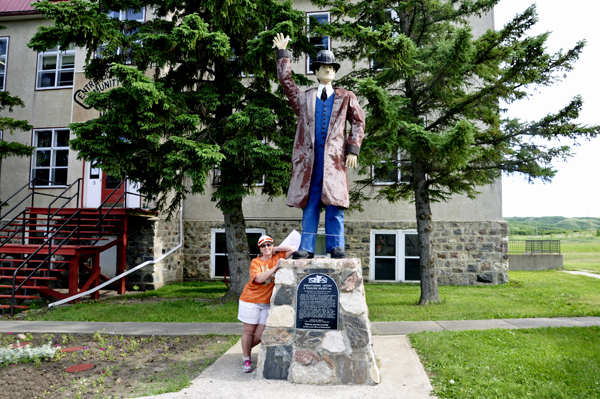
[2,318,600,399]
[562,270,600,279]
[1,317,600,336]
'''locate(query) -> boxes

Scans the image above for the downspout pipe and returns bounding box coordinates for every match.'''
[48,205,184,309]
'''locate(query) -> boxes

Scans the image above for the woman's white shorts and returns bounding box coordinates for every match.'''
[238,300,270,325]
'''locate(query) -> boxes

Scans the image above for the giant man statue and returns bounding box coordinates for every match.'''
[273,33,365,259]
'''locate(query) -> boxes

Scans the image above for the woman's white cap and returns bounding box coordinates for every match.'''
[257,235,274,246]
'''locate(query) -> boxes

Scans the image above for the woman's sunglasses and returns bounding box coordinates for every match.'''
[260,243,273,248]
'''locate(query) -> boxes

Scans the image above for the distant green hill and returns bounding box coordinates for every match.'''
[505,216,600,236]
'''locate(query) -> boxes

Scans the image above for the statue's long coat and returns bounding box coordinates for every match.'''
[276,49,365,209]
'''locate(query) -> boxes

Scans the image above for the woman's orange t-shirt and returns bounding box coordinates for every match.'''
[239,251,286,304]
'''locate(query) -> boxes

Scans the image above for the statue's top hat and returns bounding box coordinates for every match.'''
[310,50,341,72]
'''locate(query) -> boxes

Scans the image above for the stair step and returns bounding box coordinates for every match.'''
[0,268,67,272]
[8,276,59,281]
[0,285,46,289]
[0,305,29,309]
[0,295,39,299]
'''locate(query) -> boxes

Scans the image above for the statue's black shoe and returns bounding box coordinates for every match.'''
[292,250,315,259]
[330,247,347,259]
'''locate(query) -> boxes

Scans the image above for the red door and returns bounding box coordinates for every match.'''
[101,172,125,204]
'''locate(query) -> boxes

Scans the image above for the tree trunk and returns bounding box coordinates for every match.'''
[221,198,251,303]
[413,158,441,305]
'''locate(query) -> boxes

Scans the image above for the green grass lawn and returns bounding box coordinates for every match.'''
[411,326,600,398]
[511,233,600,274]
[26,271,600,322]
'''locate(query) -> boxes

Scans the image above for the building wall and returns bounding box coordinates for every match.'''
[0,4,505,288]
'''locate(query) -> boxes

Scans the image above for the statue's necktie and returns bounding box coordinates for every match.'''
[321,90,328,102]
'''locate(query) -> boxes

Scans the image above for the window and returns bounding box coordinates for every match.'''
[371,230,420,281]
[36,46,75,89]
[31,129,70,186]
[0,38,7,91]
[108,8,145,22]
[372,150,411,185]
[370,9,399,70]
[306,12,331,74]
[96,8,146,61]
[211,228,265,278]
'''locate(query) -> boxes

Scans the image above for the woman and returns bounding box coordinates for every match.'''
[237,235,296,373]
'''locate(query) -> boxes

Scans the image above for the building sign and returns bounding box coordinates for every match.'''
[73,77,120,109]
[296,273,338,330]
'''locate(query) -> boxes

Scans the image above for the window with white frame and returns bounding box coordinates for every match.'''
[96,8,146,61]
[211,228,265,278]
[31,129,70,186]
[306,12,331,74]
[372,150,411,185]
[0,38,8,91]
[371,230,420,281]
[36,46,75,89]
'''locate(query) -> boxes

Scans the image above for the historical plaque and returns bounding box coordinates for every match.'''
[296,273,338,330]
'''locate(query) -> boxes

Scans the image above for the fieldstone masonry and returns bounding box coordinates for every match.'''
[125,215,183,290]
[183,219,508,286]
[256,257,381,385]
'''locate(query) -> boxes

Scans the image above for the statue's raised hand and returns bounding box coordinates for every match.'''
[273,32,291,50]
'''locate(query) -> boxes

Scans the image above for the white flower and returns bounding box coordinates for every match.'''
[450,380,455,384]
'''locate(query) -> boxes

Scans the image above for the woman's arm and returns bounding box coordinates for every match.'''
[274,245,297,259]
[254,263,280,284]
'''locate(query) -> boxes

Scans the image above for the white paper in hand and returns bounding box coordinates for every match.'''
[279,229,301,249]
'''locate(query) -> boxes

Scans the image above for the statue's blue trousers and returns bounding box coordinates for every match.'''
[299,145,345,254]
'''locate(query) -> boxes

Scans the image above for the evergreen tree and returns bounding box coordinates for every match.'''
[28,0,312,300]
[0,27,33,162]
[312,0,599,304]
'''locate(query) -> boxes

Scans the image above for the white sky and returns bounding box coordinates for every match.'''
[494,0,600,218]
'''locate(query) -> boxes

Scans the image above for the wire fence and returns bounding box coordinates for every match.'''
[508,240,561,254]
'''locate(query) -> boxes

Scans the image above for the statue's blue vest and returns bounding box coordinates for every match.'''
[314,92,335,149]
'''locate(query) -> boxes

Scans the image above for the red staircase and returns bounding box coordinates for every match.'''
[0,178,138,317]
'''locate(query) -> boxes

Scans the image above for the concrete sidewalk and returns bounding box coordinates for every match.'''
[1,317,600,336]
[2,318,600,399]
[140,334,435,399]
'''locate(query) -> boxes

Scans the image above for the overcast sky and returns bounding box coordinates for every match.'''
[494,0,600,218]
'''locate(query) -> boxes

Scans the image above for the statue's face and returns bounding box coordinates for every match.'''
[316,64,336,85]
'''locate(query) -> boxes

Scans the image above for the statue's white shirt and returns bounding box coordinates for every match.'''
[317,84,334,100]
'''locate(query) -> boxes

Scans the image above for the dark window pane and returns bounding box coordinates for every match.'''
[405,258,421,281]
[215,232,227,254]
[375,234,396,256]
[35,150,51,167]
[32,169,49,185]
[0,39,6,55]
[53,168,68,185]
[374,258,395,280]
[55,130,69,147]
[58,71,74,86]
[315,234,327,256]
[247,233,262,257]
[0,77,4,91]
[214,255,229,277]
[36,131,52,147]
[38,72,56,88]
[373,162,398,183]
[54,150,69,167]
[405,234,420,257]
[105,175,121,189]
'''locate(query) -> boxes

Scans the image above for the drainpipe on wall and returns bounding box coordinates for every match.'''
[47,205,184,309]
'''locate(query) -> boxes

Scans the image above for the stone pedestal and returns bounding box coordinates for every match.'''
[256,258,380,385]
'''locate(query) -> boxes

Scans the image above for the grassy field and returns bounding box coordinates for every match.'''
[411,326,600,398]
[511,232,600,274]
[26,271,600,322]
